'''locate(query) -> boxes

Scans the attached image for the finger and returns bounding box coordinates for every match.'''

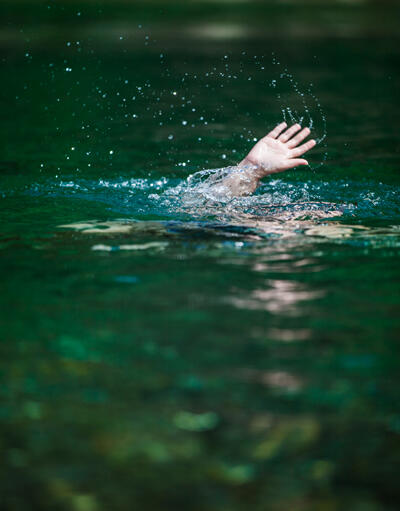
[281,159,309,170]
[290,139,316,157]
[266,122,287,139]
[278,123,302,143]
[287,127,311,148]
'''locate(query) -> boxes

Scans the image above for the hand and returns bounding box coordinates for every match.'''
[240,122,316,178]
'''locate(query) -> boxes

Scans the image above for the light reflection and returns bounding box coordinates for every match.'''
[228,279,325,315]
[304,224,369,238]
[189,23,248,40]
[267,328,311,342]
[239,368,303,392]
[252,258,326,274]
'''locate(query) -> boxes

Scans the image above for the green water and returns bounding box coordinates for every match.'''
[1,2,400,510]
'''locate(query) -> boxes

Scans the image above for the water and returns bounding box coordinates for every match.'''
[1,2,400,510]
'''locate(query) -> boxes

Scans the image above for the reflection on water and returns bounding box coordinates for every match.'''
[228,279,325,315]
[58,216,400,247]
[266,328,311,342]
[239,368,304,392]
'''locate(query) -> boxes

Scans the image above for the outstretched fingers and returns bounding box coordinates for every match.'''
[266,122,287,139]
[278,123,302,143]
[287,127,311,148]
[282,158,309,170]
[290,139,316,158]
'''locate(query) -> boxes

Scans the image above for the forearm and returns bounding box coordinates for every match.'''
[215,159,266,197]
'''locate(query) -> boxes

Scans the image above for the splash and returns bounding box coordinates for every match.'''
[155,166,343,221]
[157,53,330,171]
[19,171,400,223]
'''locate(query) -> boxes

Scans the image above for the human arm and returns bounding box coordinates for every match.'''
[220,122,316,197]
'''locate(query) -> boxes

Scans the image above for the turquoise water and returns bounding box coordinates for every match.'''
[1,2,400,510]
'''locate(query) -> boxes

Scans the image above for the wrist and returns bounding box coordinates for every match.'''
[238,158,265,180]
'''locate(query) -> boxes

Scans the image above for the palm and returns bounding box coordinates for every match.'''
[250,138,292,168]
[241,122,316,175]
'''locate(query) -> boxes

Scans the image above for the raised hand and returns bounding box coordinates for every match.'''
[240,122,316,177]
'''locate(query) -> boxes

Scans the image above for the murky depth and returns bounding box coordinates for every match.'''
[1,2,400,510]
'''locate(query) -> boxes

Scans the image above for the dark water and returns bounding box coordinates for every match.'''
[1,2,400,510]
